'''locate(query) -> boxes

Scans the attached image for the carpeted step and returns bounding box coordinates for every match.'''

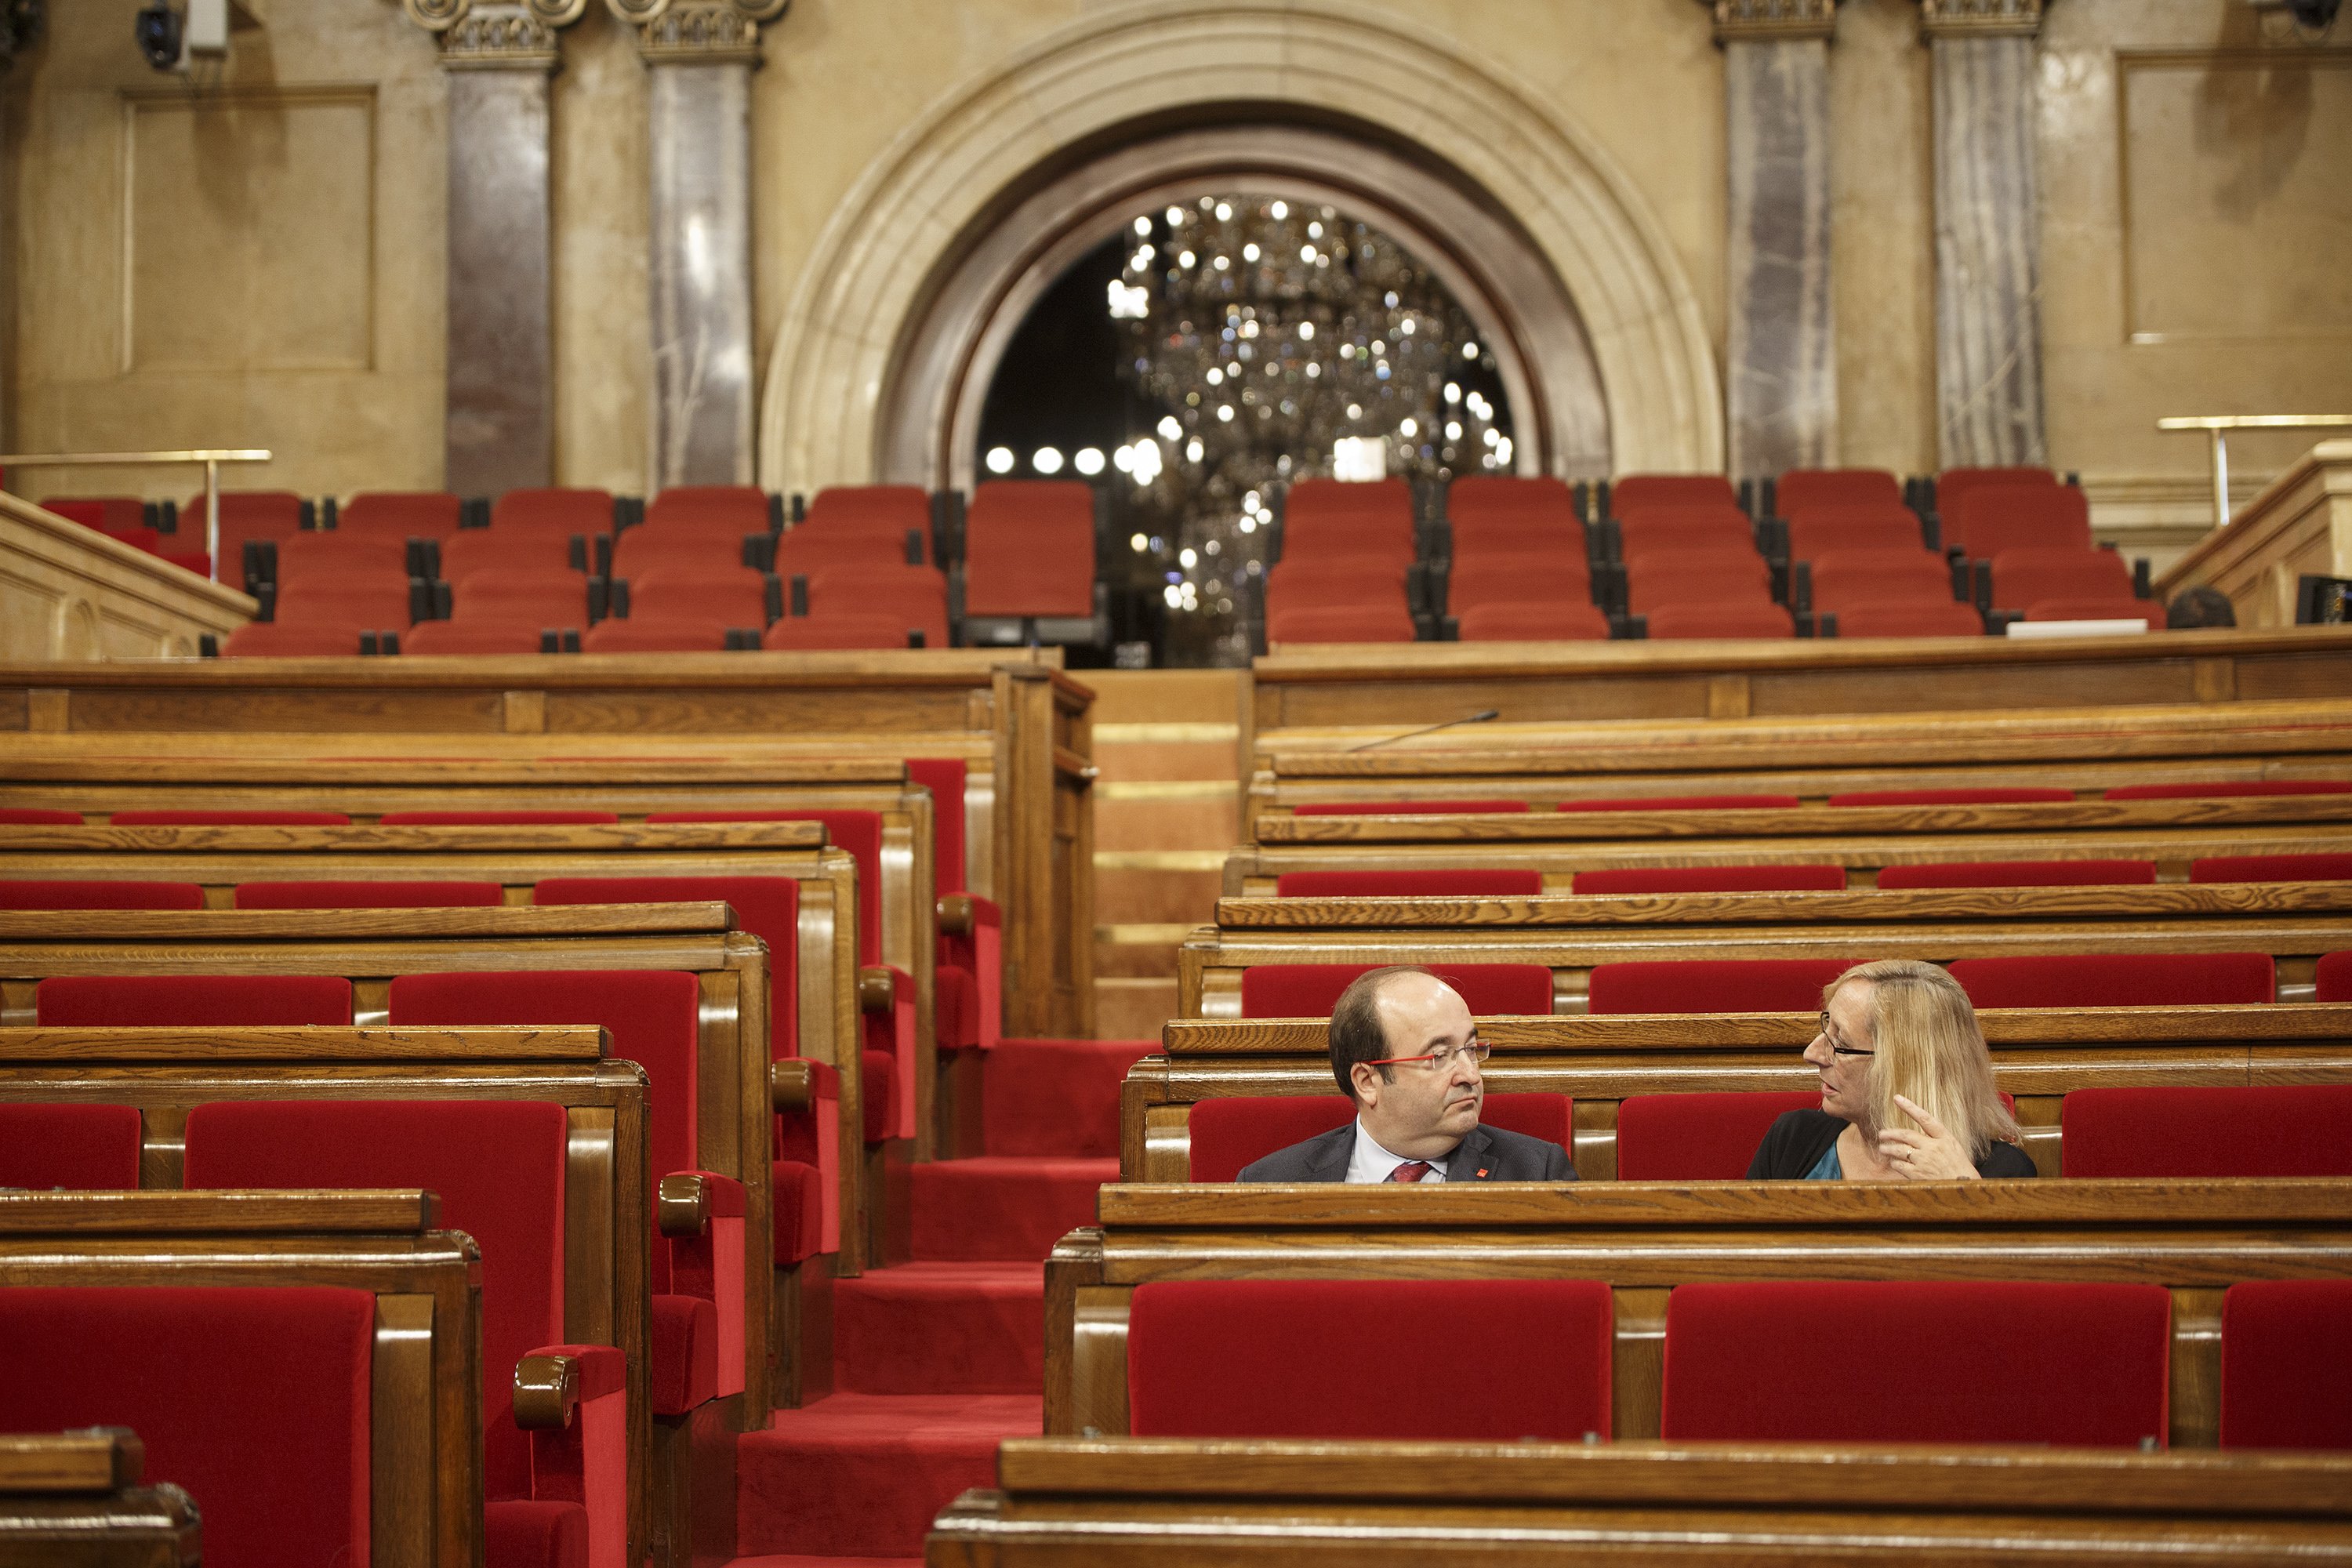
[982,1037,1156,1159]
[737,1392,1039,1558]
[833,1261,1042,1395]
[909,1156,1118,1263]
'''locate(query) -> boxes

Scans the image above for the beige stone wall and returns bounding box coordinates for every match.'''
[4,0,2347,513]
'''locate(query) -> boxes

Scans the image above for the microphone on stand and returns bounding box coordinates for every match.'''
[1348,709,1501,752]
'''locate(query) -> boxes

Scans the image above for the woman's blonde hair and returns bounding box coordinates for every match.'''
[1824,959,2019,1158]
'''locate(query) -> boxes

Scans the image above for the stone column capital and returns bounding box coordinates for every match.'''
[405,0,585,71]
[1708,0,1838,45]
[1918,0,2046,40]
[608,0,787,64]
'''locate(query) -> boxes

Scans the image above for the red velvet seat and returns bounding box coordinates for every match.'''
[1573,865,1844,895]
[35,975,353,1025]
[338,491,463,539]
[1273,869,1543,898]
[1615,1091,1820,1181]
[798,484,927,539]
[379,809,619,826]
[582,618,732,653]
[1936,466,2057,521]
[1806,547,1955,611]
[2190,853,2352,883]
[1949,482,2090,561]
[0,1284,376,1568]
[1286,476,1414,528]
[760,614,924,651]
[1559,793,1801,812]
[189,491,308,579]
[648,485,771,531]
[1294,800,1529,816]
[270,578,416,630]
[222,622,368,657]
[185,1099,620,1568]
[1661,1280,2171,1446]
[1828,787,2075,806]
[1947,953,2274,1007]
[1828,601,1987,637]
[234,879,506,908]
[274,530,412,586]
[1643,601,1796,639]
[625,567,775,626]
[964,481,1097,618]
[1617,506,1758,557]
[401,621,551,655]
[2220,1281,2352,1450]
[649,809,914,1142]
[1611,474,1739,513]
[450,568,593,632]
[2060,1086,2352,1177]
[1187,1094,1573,1184]
[1624,549,1773,612]
[1448,475,1580,524]
[1777,468,1904,514]
[0,1103,143,1188]
[441,528,588,582]
[803,564,950,650]
[2022,595,2161,628]
[111,809,350,826]
[1239,962,1553,1019]
[2319,950,2351,1003]
[1266,604,1417,643]
[495,487,614,532]
[773,527,911,576]
[1875,858,2156,889]
[0,808,82,823]
[1446,554,1592,612]
[1588,958,1862,1014]
[1784,506,1926,557]
[1128,1278,1611,1439]
[1455,601,1613,641]
[0,880,205,910]
[2105,781,2352,800]
[389,971,747,1409]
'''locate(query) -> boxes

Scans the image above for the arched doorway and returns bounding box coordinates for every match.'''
[757,1,1721,493]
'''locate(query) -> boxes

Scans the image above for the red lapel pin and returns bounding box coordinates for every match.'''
[1476,1167,1490,1178]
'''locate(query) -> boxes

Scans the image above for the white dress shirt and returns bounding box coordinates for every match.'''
[1345,1118,1452,1184]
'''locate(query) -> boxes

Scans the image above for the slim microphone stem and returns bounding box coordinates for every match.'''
[1348,709,1501,752]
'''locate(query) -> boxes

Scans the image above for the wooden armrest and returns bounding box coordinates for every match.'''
[938,894,975,936]
[771,1058,814,1112]
[858,966,896,1013]
[513,1345,626,1429]
[0,1430,143,1494]
[656,1171,745,1238]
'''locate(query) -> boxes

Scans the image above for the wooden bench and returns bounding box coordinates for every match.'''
[0,1429,200,1568]
[931,1438,2352,1567]
[0,650,1098,1036]
[1181,884,2352,1015]
[1044,1181,2352,1445]
[1248,695,2352,829]
[0,903,841,1414]
[1231,793,2352,891]
[0,1189,479,1566]
[1124,1004,2352,1180]
[0,1025,659,1563]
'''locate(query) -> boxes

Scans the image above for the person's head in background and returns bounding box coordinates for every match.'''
[2166,586,2235,630]
[1805,959,2018,1162]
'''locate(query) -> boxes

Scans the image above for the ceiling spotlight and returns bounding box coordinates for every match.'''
[1033,447,1064,474]
[985,446,1014,474]
[1075,447,1105,476]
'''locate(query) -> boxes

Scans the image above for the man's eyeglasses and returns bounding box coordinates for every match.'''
[1817,1011,1875,1057]
[1364,1040,1492,1073]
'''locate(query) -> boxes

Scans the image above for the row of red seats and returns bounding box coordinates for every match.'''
[1272,851,2352,896]
[1288,780,2352,812]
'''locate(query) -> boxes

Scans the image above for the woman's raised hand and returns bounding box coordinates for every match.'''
[1874,1094,1979,1181]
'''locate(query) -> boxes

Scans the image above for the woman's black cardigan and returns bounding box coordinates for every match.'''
[1746,1109,2039,1179]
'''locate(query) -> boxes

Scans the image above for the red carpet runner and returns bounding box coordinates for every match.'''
[733,1036,1152,1565]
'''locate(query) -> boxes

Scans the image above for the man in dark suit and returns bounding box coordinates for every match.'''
[1238,965,1576,1182]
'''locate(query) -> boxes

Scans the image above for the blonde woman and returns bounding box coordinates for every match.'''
[1747,959,2034,1180]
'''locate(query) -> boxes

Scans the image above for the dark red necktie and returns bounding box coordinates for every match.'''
[1388,1160,1432,1183]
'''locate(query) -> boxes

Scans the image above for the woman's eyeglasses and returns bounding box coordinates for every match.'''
[1817,1011,1875,1058]
[1365,1040,1492,1073]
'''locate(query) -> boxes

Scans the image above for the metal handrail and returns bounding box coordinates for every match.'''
[2157,416,2352,532]
[0,448,273,569]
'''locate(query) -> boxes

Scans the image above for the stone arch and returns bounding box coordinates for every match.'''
[757,0,1722,492]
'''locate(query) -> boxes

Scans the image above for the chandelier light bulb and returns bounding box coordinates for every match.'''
[1157,416,1182,439]
[1270,201,1288,219]
[1214,201,1233,220]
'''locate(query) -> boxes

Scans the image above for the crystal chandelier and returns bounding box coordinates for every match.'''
[1104,193,1512,664]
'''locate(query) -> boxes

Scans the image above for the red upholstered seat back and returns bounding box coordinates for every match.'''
[34,975,353,1025]
[2190,853,2352,883]
[964,480,1097,618]
[1240,963,1553,1018]
[1456,602,1612,642]
[0,880,205,910]
[1558,794,1801,812]
[1643,602,1797,638]
[2060,1086,2352,1177]
[379,810,619,825]
[649,809,882,965]
[1187,1093,1572,1182]
[1947,953,2274,1007]
[1293,800,1529,815]
[234,880,506,909]
[2105,780,2352,800]
[0,1285,373,1568]
[389,970,702,1287]
[1777,468,1904,514]
[1612,474,1738,512]
[0,808,82,823]
[1573,865,1845,895]
[1273,869,1543,898]
[1875,858,2155,889]
[111,809,350,826]
[906,757,967,894]
[1828,788,2075,806]
[2220,1281,2352,1450]
[0,1103,143,1188]
[1447,475,1579,524]
[1588,958,1860,1014]
[2321,951,2352,1003]
[1615,1091,1820,1180]
[185,1099,568,1501]
[534,877,797,1058]
[1128,1278,1611,1440]
[1662,1281,2172,1446]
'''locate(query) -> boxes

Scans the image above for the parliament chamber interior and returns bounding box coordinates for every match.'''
[2,0,2351,1564]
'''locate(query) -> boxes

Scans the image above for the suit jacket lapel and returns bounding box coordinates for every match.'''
[1453,1125,1496,1181]
[1304,1124,1355,1182]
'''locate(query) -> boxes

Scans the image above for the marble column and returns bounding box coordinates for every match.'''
[1714,0,1840,479]
[1920,0,2047,468]
[614,0,782,488]
[405,0,583,495]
